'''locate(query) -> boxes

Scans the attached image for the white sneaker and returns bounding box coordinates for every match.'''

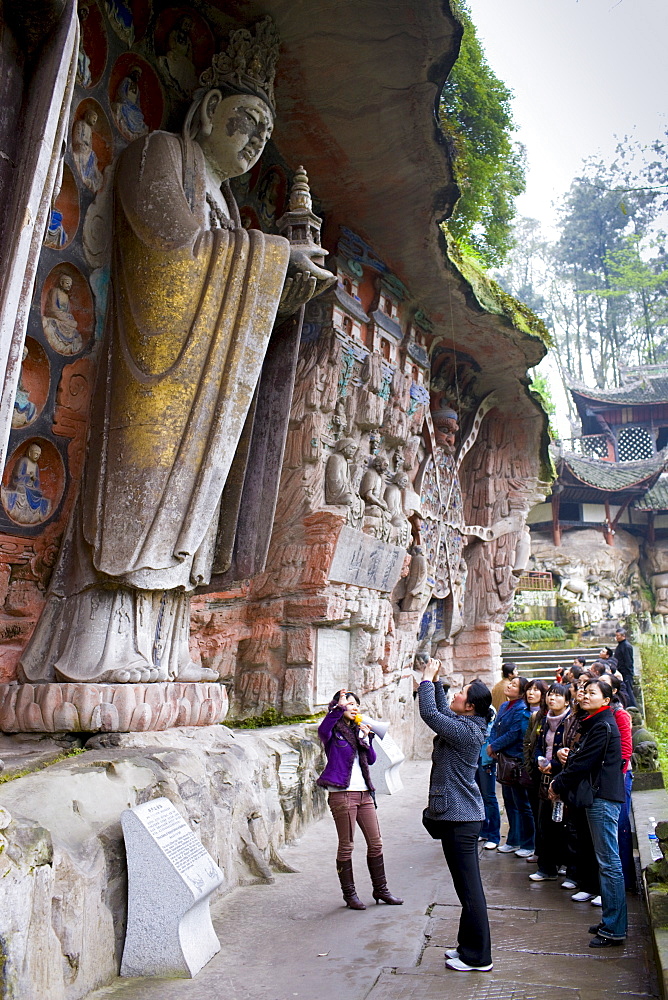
[529,871,557,881]
[561,880,577,890]
[497,844,519,853]
[444,948,459,960]
[572,891,595,902]
[590,895,602,907]
[446,956,493,972]
[515,848,534,858]
[558,865,567,875]
[484,841,498,850]
[478,836,486,842]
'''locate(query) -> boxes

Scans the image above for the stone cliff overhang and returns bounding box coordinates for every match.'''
[553,449,668,505]
[215,0,550,472]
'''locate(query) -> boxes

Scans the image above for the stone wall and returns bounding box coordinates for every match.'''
[0,724,325,1000]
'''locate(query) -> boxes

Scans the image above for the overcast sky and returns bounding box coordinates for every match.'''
[466,0,668,231]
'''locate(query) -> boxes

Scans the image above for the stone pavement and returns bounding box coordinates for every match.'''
[88,760,659,1000]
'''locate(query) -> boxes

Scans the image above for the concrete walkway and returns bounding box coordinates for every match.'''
[89,761,658,1000]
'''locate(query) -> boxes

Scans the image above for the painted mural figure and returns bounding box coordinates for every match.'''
[42,274,82,355]
[2,444,51,525]
[112,67,148,141]
[44,148,68,249]
[159,16,198,96]
[12,346,36,428]
[77,4,92,87]
[72,109,103,193]
[20,17,333,687]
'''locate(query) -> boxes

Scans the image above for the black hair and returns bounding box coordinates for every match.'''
[607,674,628,707]
[616,627,627,637]
[547,682,570,701]
[525,678,548,712]
[574,657,587,667]
[466,679,492,718]
[571,664,584,680]
[602,647,614,658]
[332,690,360,705]
[589,660,607,677]
[501,662,517,678]
[584,678,613,703]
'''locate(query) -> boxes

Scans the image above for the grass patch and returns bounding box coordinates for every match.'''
[639,642,668,781]
[0,746,86,785]
[228,707,326,730]
[503,620,566,642]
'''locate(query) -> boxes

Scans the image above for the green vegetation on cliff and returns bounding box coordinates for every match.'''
[441,0,526,267]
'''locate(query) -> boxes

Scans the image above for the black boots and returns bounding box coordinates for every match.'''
[367,854,403,905]
[336,860,366,909]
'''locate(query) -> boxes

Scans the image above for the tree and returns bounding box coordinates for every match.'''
[440,0,526,267]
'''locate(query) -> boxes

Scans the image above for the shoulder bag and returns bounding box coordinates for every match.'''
[568,722,611,809]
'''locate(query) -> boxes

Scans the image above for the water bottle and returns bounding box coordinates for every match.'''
[648,816,662,861]
[551,800,564,823]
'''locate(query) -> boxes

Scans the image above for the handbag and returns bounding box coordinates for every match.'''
[566,722,612,809]
[496,752,521,786]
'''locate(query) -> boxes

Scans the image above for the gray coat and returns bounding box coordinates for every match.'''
[418,680,486,822]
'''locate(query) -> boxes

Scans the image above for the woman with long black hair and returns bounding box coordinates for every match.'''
[419,659,493,972]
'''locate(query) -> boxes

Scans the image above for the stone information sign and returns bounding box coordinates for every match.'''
[369,733,405,795]
[316,628,351,704]
[121,797,224,979]
[328,526,406,592]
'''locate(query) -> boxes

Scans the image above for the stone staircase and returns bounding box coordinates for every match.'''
[501,646,608,681]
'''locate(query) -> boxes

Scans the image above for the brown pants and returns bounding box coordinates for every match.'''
[328,790,383,862]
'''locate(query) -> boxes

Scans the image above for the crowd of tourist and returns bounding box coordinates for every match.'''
[479,627,634,953]
[315,629,635,973]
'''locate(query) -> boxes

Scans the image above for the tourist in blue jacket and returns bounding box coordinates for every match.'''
[487,675,535,856]
[317,689,402,910]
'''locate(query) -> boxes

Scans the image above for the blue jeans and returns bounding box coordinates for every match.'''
[586,798,627,940]
[476,763,500,844]
[618,771,634,890]
[501,782,534,850]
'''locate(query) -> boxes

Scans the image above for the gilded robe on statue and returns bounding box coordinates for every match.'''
[20,130,290,683]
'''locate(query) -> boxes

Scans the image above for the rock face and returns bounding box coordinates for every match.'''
[529,528,644,622]
[0,724,325,1000]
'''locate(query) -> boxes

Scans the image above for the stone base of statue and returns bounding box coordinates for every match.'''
[0,681,228,733]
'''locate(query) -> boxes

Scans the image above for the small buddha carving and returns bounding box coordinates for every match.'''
[360,455,391,541]
[384,471,411,548]
[325,438,364,528]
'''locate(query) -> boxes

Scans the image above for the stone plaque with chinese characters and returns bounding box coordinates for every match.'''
[328,526,405,591]
[121,797,224,979]
[316,628,351,703]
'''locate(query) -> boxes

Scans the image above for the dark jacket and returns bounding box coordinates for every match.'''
[489,698,530,758]
[532,710,570,779]
[317,704,376,788]
[551,707,624,804]
[419,680,485,822]
[615,638,634,680]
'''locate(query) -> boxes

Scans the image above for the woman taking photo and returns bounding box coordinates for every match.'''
[419,659,493,972]
[549,678,626,947]
[317,689,403,910]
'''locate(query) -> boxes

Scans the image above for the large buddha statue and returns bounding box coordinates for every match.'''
[20,18,332,686]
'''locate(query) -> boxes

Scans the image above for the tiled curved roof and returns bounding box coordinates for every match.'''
[568,376,668,406]
[633,474,668,511]
[556,449,668,492]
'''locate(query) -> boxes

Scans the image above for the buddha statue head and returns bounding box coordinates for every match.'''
[184,16,279,181]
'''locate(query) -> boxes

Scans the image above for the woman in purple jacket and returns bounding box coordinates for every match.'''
[317,689,403,910]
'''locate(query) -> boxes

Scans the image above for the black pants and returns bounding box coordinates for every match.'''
[536,797,565,876]
[439,820,492,967]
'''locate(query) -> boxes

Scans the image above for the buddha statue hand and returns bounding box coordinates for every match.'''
[277,247,336,317]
